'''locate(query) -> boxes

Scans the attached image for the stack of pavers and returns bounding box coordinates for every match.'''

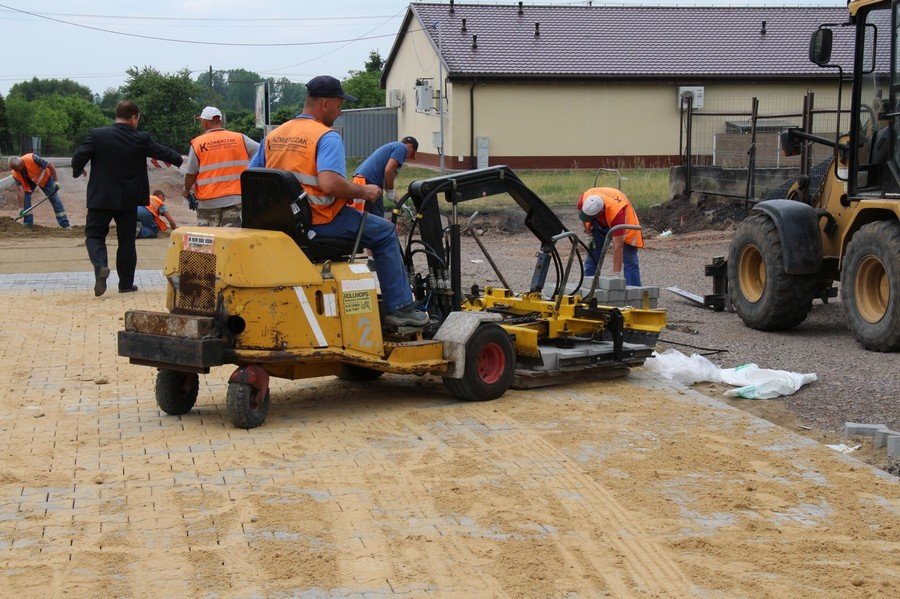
[844,422,900,458]
[543,276,660,309]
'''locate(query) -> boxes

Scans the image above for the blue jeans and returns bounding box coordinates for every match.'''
[136,206,159,238]
[584,227,641,286]
[311,206,412,313]
[23,179,70,227]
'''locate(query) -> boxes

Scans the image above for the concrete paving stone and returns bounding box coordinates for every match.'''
[887,434,900,457]
[873,429,898,449]
[844,422,888,437]
[597,276,626,291]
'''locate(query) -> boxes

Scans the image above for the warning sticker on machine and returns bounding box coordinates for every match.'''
[342,290,372,314]
[183,233,215,253]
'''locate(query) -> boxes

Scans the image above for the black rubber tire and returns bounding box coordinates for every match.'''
[728,213,817,331]
[336,364,385,382]
[443,323,515,402]
[226,381,270,429]
[840,220,900,352]
[155,369,199,415]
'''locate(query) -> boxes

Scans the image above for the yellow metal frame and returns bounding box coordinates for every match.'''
[464,287,666,360]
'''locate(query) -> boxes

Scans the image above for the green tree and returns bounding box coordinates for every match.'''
[8,78,94,103]
[224,68,264,111]
[270,77,306,111]
[0,95,11,152]
[120,66,202,152]
[5,96,34,144]
[272,105,301,126]
[226,111,263,142]
[342,50,385,108]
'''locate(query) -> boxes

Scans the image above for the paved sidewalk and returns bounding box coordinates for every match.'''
[0,279,897,597]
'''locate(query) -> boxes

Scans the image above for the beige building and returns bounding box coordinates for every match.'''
[381,3,856,169]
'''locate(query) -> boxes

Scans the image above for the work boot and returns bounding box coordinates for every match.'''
[384,303,429,328]
[94,267,110,297]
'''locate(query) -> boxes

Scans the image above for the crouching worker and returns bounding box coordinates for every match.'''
[577,188,643,286]
[136,190,177,238]
[249,75,429,329]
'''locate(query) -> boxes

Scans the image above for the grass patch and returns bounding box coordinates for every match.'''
[346,158,671,214]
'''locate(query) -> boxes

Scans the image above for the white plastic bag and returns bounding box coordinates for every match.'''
[644,349,817,399]
[720,363,817,399]
[644,348,722,386]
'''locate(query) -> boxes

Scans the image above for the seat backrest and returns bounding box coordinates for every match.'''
[241,168,312,246]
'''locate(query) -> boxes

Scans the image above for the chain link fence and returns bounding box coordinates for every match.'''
[678,91,849,205]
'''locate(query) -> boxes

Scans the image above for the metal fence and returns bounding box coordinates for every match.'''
[680,92,849,205]
[333,107,398,159]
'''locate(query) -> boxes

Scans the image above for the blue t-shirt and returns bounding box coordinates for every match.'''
[354,141,407,188]
[249,115,346,176]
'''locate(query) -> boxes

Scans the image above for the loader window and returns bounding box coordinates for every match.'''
[893,2,900,171]
[855,7,891,191]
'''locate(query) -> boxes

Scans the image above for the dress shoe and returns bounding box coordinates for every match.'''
[118,285,139,293]
[94,267,110,297]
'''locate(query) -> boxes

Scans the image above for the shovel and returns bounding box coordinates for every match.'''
[15,185,61,222]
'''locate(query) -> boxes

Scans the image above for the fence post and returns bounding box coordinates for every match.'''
[683,94,693,198]
[805,92,815,176]
[800,93,810,177]
[745,97,759,209]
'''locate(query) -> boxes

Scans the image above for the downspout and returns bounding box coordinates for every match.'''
[469,79,477,169]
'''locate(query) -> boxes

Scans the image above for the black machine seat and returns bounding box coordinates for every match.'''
[240,168,358,262]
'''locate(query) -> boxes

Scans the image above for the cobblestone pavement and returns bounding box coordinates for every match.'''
[0,276,897,597]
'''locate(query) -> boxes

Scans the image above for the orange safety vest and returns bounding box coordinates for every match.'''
[189,129,250,201]
[11,153,51,192]
[146,194,168,232]
[580,187,644,248]
[264,117,347,225]
[349,175,368,212]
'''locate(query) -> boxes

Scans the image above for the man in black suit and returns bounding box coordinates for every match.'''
[72,101,184,296]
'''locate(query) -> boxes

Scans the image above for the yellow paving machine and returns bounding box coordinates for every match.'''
[119,166,665,428]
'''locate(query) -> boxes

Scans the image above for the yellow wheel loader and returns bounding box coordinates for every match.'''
[728,0,900,351]
[118,166,665,428]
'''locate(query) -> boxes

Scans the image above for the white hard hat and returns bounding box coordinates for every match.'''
[579,194,605,221]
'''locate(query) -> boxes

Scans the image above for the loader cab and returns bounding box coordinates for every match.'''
[818,1,896,196]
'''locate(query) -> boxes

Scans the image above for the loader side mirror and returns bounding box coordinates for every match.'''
[780,128,803,157]
[809,28,833,66]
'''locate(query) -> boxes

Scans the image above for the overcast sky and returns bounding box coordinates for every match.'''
[1,1,848,97]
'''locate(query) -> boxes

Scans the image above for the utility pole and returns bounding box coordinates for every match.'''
[208,65,214,104]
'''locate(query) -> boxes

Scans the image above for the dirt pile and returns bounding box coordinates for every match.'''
[641,194,749,234]
[0,216,84,238]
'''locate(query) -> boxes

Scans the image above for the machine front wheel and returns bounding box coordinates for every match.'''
[443,323,515,402]
[728,213,817,331]
[841,220,900,351]
[226,381,270,429]
[155,369,199,415]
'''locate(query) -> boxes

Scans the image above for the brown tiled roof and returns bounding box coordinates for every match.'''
[383,3,873,83]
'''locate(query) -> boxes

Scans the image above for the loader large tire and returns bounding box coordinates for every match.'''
[155,370,199,415]
[443,323,515,402]
[728,213,817,331]
[840,220,900,352]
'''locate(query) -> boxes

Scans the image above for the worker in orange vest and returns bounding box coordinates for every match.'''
[249,75,428,329]
[7,153,70,228]
[577,188,643,286]
[136,190,178,238]
[182,106,259,227]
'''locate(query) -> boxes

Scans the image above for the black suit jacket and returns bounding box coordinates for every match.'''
[71,122,183,210]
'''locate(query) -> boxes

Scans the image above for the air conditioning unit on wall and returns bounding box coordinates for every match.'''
[388,89,404,108]
[415,81,433,112]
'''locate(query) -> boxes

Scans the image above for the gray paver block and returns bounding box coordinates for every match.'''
[597,276,626,291]
[874,429,899,449]
[887,434,900,458]
[844,422,888,437]
[626,287,645,301]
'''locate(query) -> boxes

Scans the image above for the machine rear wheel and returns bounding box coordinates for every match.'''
[728,213,817,330]
[841,220,900,351]
[226,381,270,429]
[337,364,385,382]
[443,323,515,401]
[155,369,199,415]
